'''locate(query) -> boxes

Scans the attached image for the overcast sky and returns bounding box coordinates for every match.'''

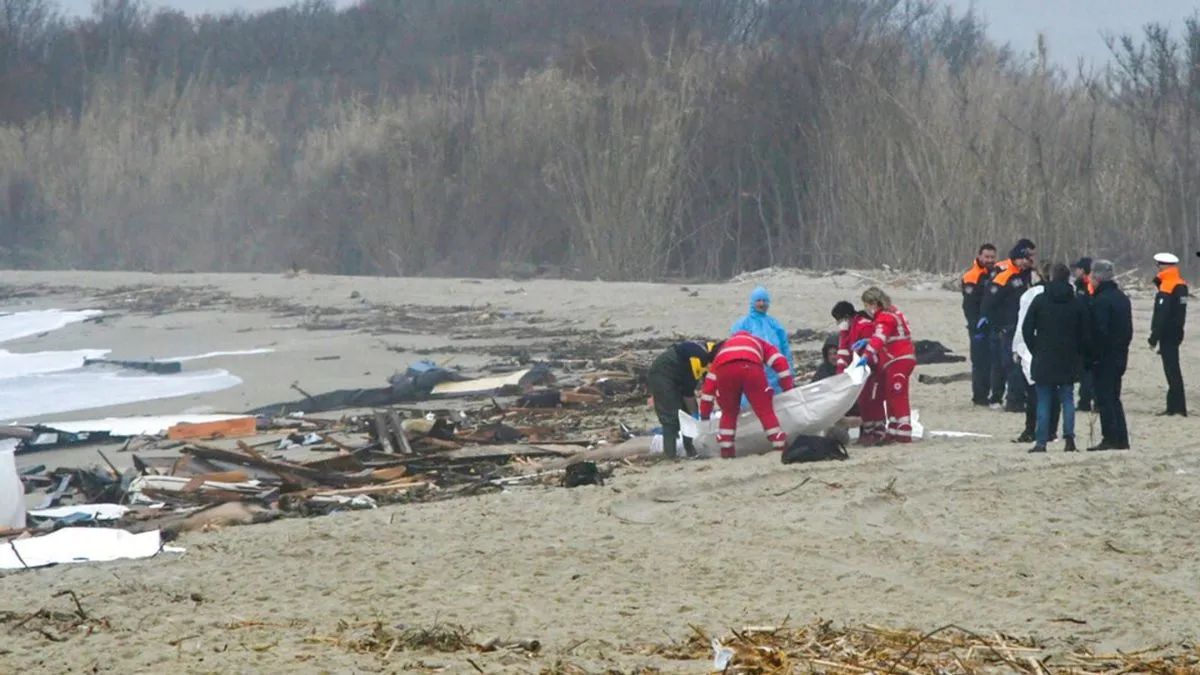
[56,0,1200,68]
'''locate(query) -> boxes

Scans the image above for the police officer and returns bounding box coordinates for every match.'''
[977,240,1036,412]
[962,243,997,406]
[1149,252,1189,416]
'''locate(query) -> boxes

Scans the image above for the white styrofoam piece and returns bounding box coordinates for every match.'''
[0,440,24,529]
[28,504,130,521]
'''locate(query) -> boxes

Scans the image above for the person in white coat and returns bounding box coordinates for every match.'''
[1012,263,1059,443]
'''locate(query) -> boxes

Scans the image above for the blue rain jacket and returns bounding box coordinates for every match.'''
[730,286,794,393]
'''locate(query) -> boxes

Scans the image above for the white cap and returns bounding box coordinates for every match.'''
[1154,252,1180,265]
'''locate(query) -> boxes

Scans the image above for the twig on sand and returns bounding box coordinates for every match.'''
[51,590,88,620]
[773,476,812,496]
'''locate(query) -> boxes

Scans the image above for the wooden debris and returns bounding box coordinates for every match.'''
[167,417,257,440]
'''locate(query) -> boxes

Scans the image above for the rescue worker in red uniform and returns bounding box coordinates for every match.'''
[832,301,874,374]
[698,331,795,458]
[853,287,916,444]
[831,300,873,425]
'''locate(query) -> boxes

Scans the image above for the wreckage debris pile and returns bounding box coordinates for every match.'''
[9,359,653,540]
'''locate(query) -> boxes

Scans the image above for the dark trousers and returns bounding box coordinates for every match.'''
[1094,355,1129,446]
[647,370,695,458]
[988,329,1010,405]
[969,329,991,404]
[1077,367,1094,410]
[1023,383,1060,437]
[1159,341,1188,415]
[989,327,1025,409]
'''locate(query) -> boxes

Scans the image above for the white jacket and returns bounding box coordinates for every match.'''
[1012,284,1044,385]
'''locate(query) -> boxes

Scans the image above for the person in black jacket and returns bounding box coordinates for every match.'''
[962,243,997,405]
[1022,263,1088,453]
[1087,259,1132,451]
[647,341,715,458]
[1149,252,1189,416]
[1072,257,1096,412]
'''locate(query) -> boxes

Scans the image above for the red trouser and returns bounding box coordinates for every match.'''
[858,372,886,443]
[883,358,915,442]
[713,360,787,458]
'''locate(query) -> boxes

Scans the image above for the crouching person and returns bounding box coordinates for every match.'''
[699,331,795,458]
[647,340,715,458]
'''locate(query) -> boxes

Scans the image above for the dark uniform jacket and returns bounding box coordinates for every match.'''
[961,260,991,329]
[1150,266,1189,346]
[649,342,711,397]
[980,259,1030,330]
[1023,279,1090,386]
[1089,280,1133,365]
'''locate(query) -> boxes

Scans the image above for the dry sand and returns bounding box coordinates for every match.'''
[2,268,1199,673]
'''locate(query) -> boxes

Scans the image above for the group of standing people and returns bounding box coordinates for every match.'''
[962,241,1189,452]
[646,284,917,459]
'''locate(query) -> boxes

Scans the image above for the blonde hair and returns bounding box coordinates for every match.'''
[861,286,891,309]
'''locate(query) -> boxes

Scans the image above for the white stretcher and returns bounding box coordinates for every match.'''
[679,359,871,458]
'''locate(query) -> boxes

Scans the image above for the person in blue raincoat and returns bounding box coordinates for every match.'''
[730,286,794,393]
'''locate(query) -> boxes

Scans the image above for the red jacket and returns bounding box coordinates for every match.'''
[699,331,795,418]
[864,306,915,369]
[836,313,875,373]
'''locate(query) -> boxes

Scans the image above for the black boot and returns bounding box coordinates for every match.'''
[1013,431,1034,443]
[1064,436,1077,452]
[1028,443,1046,453]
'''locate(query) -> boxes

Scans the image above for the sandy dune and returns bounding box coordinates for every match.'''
[1,268,1197,673]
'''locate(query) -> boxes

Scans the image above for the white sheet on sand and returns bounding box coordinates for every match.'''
[681,360,871,457]
[0,369,241,421]
[0,309,102,344]
[0,527,182,570]
[28,504,129,521]
[38,414,249,437]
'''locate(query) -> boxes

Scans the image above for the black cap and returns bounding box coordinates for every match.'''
[1072,257,1092,273]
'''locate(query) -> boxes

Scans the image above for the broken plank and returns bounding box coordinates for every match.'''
[373,411,397,453]
[182,471,251,492]
[387,410,413,455]
[306,480,431,498]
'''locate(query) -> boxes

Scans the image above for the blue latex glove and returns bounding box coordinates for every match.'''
[691,410,701,420]
[855,356,869,367]
[851,338,868,351]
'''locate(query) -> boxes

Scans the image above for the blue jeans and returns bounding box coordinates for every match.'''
[1036,383,1075,445]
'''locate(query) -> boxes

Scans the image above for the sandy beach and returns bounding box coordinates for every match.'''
[2,268,1199,673]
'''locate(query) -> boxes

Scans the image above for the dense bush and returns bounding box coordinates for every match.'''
[1,0,1198,278]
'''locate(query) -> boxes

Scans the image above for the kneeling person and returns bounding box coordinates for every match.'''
[699,331,795,458]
